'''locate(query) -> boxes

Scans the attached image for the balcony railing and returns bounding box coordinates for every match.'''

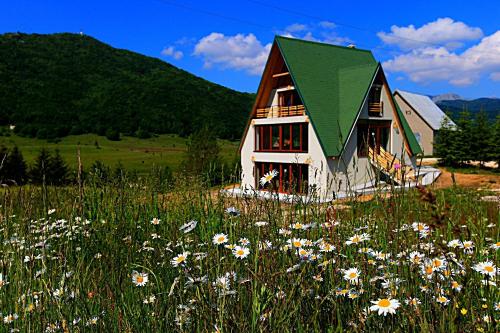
[368,102,383,116]
[255,105,305,118]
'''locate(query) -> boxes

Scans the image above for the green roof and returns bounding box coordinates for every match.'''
[276,36,377,156]
[275,36,422,157]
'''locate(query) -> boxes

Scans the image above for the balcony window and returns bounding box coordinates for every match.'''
[255,162,309,194]
[255,123,308,152]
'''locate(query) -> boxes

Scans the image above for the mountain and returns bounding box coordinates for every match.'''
[431,93,463,103]
[436,98,500,122]
[0,32,255,140]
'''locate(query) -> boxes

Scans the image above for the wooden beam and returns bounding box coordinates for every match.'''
[272,72,290,78]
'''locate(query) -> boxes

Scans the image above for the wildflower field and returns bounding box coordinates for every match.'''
[0,180,498,332]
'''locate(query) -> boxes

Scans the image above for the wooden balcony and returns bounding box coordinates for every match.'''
[255,105,305,118]
[368,102,383,116]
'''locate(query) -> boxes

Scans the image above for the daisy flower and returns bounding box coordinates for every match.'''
[345,233,370,245]
[0,273,8,288]
[232,246,250,259]
[3,313,18,324]
[408,251,424,265]
[225,207,240,216]
[179,220,197,233]
[490,241,500,250]
[473,261,497,277]
[462,240,474,254]
[494,302,500,311]
[451,280,462,292]
[212,233,228,245]
[150,217,160,225]
[405,297,421,307]
[131,271,148,287]
[431,257,447,271]
[171,252,189,267]
[239,238,250,246]
[447,239,463,248]
[342,267,361,284]
[319,242,335,252]
[369,298,400,316]
[436,295,449,305]
[255,221,268,227]
[412,222,429,233]
[288,238,305,248]
[260,169,278,186]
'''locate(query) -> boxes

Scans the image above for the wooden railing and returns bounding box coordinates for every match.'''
[368,102,383,115]
[255,105,305,118]
[368,146,414,182]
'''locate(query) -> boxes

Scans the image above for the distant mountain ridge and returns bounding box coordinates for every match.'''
[431,93,463,103]
[436,98,500,122]
[0,32,254,140]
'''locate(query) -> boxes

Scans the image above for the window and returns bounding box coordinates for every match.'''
[357,122,391,157]
[255,162,309,194]
[255,123,308,152]
[406,110,411,115]
[278,90,301,107]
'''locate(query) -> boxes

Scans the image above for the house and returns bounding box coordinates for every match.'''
[238,36,423,200]
[393,90,456,156]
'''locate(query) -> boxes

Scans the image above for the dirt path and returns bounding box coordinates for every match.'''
[433,168,500,190]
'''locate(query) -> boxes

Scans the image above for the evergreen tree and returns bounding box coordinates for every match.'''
[4,146,27,184]
[29,148,52,184]
[48,149,69,185]
[183,126,221,183]
[455,109,473,165]
[434,115,459,166]
[471,110,492,166]
[493,115,500,169]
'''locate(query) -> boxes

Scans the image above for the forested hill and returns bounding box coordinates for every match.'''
[436,98,500,122]
[0,32,255,140]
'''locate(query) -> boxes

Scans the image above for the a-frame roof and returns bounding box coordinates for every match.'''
[276,36,378,156]
[240,36,422,157]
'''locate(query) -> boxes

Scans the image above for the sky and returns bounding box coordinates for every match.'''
[1,0,499,98]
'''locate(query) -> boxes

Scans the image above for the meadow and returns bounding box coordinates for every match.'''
[0,175,498,332]
[0,134,240,173]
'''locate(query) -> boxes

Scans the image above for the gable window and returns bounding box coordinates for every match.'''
[255,123,308,152]
[255,162,309,194]
[357,121,391,157]
[368,84,383,117]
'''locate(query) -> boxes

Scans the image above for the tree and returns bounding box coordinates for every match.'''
[455,109,474,165]
[29,148,51,184]
[183,126,221,184]
[4,146,27,184]
[470,110,492,166]
[47,149,69,185]
[434,114,459,166]
[105,128,120,141]
[493,115,500,168]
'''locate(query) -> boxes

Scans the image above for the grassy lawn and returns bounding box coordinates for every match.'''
[0,134,240,173]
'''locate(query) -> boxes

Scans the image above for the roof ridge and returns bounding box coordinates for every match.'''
[275,35,373,54]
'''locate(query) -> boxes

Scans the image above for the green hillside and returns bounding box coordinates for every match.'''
[436,98,500,122]
[0,134,239,174]
[0,32,254,140]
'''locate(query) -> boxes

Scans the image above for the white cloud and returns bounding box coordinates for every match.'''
[319,21,336,29]
[280,22,352,46]
[382,31,500,86]
[193,33,271,75]
[378,17,483,50]
[284,23,308,33]
[161,46,183,60]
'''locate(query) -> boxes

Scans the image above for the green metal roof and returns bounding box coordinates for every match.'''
[275,36,421,157]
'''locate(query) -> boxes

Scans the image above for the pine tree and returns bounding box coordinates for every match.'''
[471,110,492,166]
[434,114,458,166]
[48,149,69,185]
[493,115,500,168]
[183,126,221,183]
[30,148,52,184]
[455,109,473,165]
[5,146,27,184]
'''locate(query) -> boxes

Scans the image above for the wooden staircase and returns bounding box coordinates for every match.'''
[368,146,415,184]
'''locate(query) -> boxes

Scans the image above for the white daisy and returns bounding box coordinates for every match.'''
[490,241,500,250]
[447,239,463,248]
[412,222,429,233]
[473,261,497,277]
[369,298,400,316]
[171,252,189,267]
[232,246,250,259]
[212,233,228,245]
[179,220,197,233]
[131,271,148,287]
[260,169,278,186]
[345,233,370,245]
[435,295,449,305]
[462,240,474,253]
[150,217,160,225]
[342,267,361,284]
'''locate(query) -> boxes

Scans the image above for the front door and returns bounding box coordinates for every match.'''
[357,121,391,156]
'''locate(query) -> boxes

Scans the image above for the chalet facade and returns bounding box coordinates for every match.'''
[239,36,422,199]
[394,90,456,156]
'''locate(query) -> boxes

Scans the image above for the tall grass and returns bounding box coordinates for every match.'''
[0,177,498,332]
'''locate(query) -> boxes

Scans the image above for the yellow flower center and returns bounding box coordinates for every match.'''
[433,259,442,267]
[377,299,391,308]
[237,250,244,256]
[438,296,446,302]
[417,224,425,231]
[136,276,144,283]
[293,241,302,247]
[348,272,357,279]
[425,266,433,275]
[484,266,494,272]
[217,236,225,243]
[176,256,185,263]
[496,242,500,247]
[352,236,360,243]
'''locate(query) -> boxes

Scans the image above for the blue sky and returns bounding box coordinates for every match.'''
[2,0,499,98]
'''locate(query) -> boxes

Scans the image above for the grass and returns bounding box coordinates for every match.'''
[0,133,240,173]
[0,177,498,332]
[445,164,499,176]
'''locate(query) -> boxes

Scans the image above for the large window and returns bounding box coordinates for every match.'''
[357,122,391,157]
[255,123,308,152]
[255,162,309,194]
